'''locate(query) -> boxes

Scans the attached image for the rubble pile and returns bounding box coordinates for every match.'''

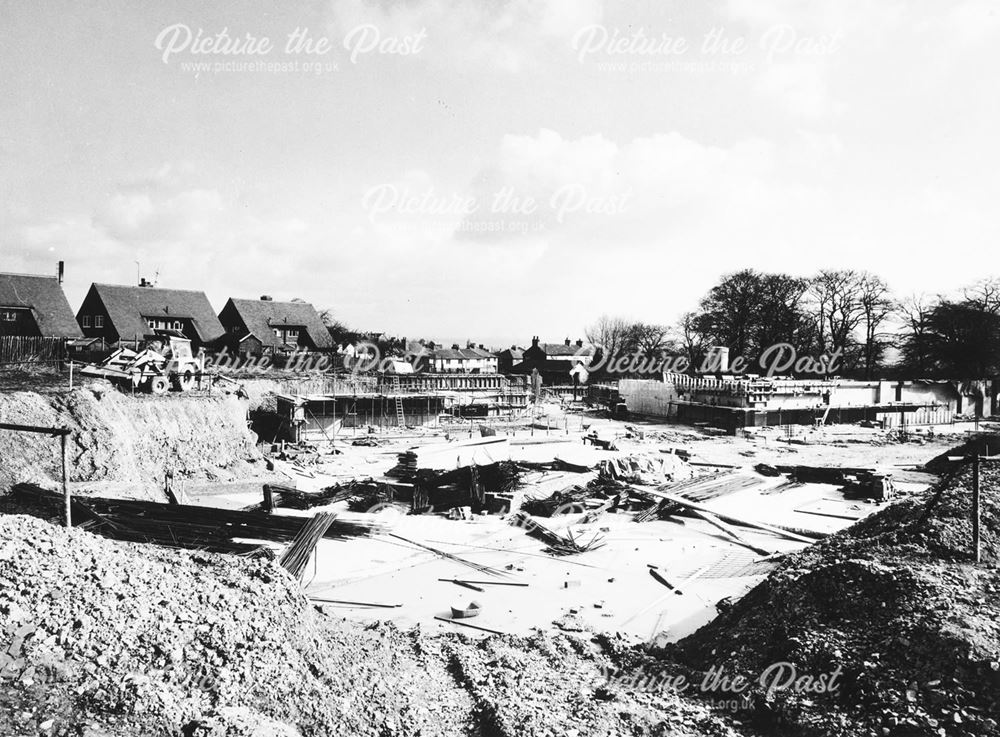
[0,515,476,736]
[663,462,1000,737]
[0,514,751,737]
[442,631,740,737]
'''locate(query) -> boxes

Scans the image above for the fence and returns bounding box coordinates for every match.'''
[0,336,67,366]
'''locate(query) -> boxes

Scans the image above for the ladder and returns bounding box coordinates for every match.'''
[392,376,405,427]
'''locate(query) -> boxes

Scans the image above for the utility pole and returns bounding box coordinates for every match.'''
[973,452,981,564]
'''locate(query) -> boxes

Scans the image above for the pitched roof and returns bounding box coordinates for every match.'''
[430,348,466,360]
[224,298,333,350]
[429,347,497,361]
[462,347,495,359]
[88,283,224,343]
[540,342,595,357]
[0,272,83,337]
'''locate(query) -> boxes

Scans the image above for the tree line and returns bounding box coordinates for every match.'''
[586,269,1000,380]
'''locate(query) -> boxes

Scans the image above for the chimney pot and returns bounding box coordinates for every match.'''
[57,261,64,285]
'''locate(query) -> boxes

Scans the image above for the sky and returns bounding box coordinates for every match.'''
[1,0,998,348]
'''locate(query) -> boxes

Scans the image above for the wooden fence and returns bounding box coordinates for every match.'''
[0,336,67,366]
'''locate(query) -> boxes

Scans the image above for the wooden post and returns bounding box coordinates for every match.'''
[973,453,981,564]
[69,360,74,390]
[61,432,70,527]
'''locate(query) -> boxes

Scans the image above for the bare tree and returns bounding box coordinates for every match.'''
[963,278,1000,314]
[809,270,866,364]
[585,315,638,360]
[857,273,895,378]
[318,309,352,345]
[899,293,932,375]
[632,323,674,356]
[678,311,707,372]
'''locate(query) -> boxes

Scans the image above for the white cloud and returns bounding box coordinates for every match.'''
[754,61,838,118]
[328,0,604,71]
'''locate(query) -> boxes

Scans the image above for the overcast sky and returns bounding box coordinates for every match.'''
[2,0,998,347]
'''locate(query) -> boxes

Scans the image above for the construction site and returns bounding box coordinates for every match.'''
[3,2,999,734]
[0,365,998,737]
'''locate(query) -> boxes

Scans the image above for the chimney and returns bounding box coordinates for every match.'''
[576,339,583,347]
[260,295,273,301]
[531,336,539,348]
[564,338,571,346]
[57,261,64,285]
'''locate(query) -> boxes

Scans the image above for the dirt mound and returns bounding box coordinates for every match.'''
[0,388,264,497]
[442,630,740,737]
[0,514,748,737]
[661,464,1000,736]
[0,514,478,736]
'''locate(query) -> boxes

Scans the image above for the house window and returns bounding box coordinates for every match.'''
[2,310,17,322]
[95,315,104,328]
[172,321,182,331]
[82,315,91,328]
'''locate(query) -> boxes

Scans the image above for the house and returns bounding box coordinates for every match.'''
[0,265,83,338]
[496,346,524,374]
[76,282,225,350]
[218,296,334,356]
[464,346,499,373]
[518,337,596,384]
[427,345,499,374]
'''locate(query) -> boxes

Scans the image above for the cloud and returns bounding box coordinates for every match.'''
[328,0,604,71]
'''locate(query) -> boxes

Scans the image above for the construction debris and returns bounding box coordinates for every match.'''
[13,483,382,554]
[508,511,606,556]
[278,512,338,580]
[659,458,1000,737]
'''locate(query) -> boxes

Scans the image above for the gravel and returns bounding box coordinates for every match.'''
[0,514,741,737]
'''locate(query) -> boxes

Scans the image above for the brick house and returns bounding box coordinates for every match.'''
[218,297,334,357]
[76,282,225,350]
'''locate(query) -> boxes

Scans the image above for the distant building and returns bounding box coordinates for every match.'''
[76,282,224,349]
[496,346,524,374]
[518,337,596,384]
[218,297,335,356]
[427,345,499,373]
[619,374,983,434]
[0,265,82,338]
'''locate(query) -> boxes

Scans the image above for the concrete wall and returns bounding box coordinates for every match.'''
[620,376,960,431]
[619,379,680,418]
